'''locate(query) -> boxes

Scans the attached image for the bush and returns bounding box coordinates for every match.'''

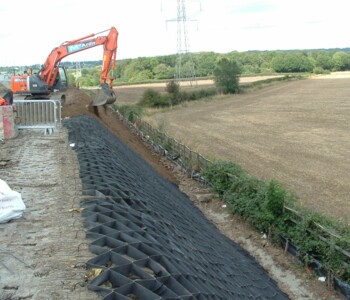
[165,80,180,94]
[170,88,218,105]
[202,160,350,284]
[202,161,294,232]
[201,160,247,195]
[213,58,241,94]
[115,104,143,123]
[140,88,171,108]
[264,180,286,218]
[313,67,330,74]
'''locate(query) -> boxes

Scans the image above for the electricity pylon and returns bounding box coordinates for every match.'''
[166,0,199,85]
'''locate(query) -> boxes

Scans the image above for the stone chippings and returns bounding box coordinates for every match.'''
[65,115,290,300]
[0,129,97,300]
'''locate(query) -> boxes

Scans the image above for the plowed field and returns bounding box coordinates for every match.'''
[139,73,350,222]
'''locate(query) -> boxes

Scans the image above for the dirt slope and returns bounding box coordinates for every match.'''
[62,88,178,185]
[60,86,342,300]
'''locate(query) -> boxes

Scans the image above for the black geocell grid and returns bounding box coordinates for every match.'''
[65,115,290,300]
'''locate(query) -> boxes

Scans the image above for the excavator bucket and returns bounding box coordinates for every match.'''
[91,83,117,106]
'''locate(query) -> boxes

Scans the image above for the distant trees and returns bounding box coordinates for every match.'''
[79,67,100,86]
[53,48,350,87]
[314,51,334,71]
[332,51,350,71]
[194,52,217,77]
[213,58,241,94]
[271,52,313,73]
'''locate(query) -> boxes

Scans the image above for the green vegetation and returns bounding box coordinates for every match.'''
[115,106,350,286]
[4,48,350,87]
[115,104,143,123]
[115,92,350,287]
[213,58,241,94]
[202,160,350,285]
[239,74,307,93]
[139,89,170,108]
[73,49,350,87]
[114,74,303,114]
[213,58,242,94]
[139,81,218,109]
[201,160,296,232]
[271,52,313,73]
[136,74,304,109]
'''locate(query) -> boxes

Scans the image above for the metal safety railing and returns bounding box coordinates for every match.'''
[13,99,62,134]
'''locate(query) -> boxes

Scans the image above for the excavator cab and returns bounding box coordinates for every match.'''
[55,67,68,92]
[91,83,117,106]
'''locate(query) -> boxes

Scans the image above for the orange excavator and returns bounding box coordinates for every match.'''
[10,27,119,106]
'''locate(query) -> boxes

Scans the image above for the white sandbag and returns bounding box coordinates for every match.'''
[0,179,26,223]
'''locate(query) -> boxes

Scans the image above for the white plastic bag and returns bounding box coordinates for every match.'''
[0,179,26,223]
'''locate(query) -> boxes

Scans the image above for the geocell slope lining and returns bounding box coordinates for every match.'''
[64,115,290,300]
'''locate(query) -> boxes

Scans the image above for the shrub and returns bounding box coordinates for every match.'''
[203,161,295,233]
[140,88,171,108]
[202,159,350,285]
[165,80,180,94]
[264,180,286,218]
[313,67,330,74]
[201,160,247,195]
[213,58,241,94]
[115,104,143,123]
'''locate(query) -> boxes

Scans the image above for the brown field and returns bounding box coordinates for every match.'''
[115,75,284,105]
[116,73,350,222]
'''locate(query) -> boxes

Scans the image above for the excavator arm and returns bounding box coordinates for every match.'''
[42,27,118,89]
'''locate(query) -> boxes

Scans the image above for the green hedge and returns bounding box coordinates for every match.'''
[202,160,350,284]
[139,87,218,108]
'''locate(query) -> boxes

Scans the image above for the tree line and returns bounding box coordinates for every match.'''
[61,48,350,87]
[2,48,350,87]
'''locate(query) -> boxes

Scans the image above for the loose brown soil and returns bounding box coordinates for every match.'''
[62,88,178,185]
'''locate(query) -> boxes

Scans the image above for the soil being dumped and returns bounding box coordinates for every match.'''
[62,87,178,186]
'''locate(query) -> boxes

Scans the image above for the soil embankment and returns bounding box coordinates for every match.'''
[61,86,342,300]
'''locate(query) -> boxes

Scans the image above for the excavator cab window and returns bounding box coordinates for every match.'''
[54,67,68,92]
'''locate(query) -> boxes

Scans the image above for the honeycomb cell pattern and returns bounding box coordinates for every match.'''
[65,115,290,300]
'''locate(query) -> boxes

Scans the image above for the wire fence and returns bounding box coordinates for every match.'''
[109,107,350,296]
[110,109,212,184]
[138,119,212,170]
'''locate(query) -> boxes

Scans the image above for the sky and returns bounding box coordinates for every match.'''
[0,0,349,67]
